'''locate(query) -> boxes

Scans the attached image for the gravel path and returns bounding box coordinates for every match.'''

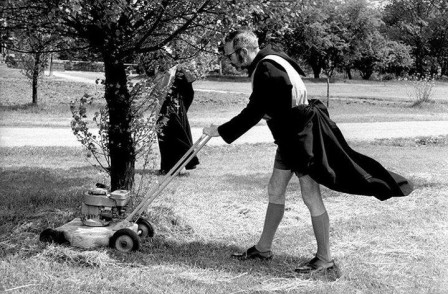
[2,120,448,147]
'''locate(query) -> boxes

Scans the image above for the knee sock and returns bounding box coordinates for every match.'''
[311,211,332,262]
[256,202,285,252]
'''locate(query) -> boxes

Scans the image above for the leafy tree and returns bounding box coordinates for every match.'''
[15,31,56,104]
[339,0,384,79]
[1,1,58,104]
[376,40,413,77]
[4,0,220,190]
[70,69,177,180]
[351,31,385,80]
[282,1,346,107]
[426,1,448,75]
[284,1,347,79]
[4,0,297,191]
[382,0,448,75]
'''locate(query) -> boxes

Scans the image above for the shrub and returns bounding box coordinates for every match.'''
[69,69,176,176]
[5,55,18,68]
[403,74,436,107]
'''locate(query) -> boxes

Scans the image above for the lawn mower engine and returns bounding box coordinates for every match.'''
[81,187,132,227]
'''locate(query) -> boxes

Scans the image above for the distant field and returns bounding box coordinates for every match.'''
[1,65,448,128]
[195,78,448,102]
[40,68,448,101]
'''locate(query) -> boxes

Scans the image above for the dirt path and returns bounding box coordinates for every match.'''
[2,120,448,147]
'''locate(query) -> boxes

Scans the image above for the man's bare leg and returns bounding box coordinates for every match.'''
[296,175,333,272]
[255,168,293,252]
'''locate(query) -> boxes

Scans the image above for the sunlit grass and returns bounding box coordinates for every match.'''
[1,137,447,293]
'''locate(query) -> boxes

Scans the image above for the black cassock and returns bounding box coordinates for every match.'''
[157,69,199,173]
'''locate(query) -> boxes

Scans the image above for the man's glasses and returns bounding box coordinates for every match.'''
[225,48,241,59]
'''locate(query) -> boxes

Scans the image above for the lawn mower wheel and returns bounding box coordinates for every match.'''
[109,228,140,252]
[137,218,155,238]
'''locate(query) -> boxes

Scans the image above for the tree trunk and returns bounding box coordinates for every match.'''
[345,68,352,80]
[48,53,53,77]
[103,55,135,191]
[308,50,322,78]
[32,53,40,104]
[312,64,321,78]
[442,61,448,76]
[414,42,425,75]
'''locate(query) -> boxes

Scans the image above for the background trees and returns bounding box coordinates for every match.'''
[2,0,448,190]
[277,0,448,79]
[2,0,298,191]
[3,0,226,190]
[382,0,448,75]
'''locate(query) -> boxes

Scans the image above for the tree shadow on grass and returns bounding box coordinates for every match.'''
[0,166,95,236]
[2,167,341,281]
[0,166,95,203]
[110,237,341,282]
[105,204,340,281]
[0,103,41,111]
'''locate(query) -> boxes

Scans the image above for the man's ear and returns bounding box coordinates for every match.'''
[239,48,249,58]
[238,48,248,63]
[238,53,244,63]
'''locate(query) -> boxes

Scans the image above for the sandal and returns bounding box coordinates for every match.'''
[231,245,273,260]
[294,256,335,274]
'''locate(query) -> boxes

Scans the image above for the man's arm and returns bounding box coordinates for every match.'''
[203,61,287,142]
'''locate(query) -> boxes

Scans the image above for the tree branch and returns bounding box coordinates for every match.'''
[133,0,214,54]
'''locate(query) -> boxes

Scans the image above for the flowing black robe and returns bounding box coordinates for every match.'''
[157,69,199,173]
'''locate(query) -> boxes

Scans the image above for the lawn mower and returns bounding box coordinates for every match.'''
[40,134,211,252]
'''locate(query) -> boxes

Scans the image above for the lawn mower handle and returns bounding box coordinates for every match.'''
[125,134,212,222]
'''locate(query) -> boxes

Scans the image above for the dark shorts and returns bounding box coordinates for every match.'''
[273,148,306,177]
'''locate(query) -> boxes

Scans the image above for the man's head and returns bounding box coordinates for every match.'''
[223,30,260,70]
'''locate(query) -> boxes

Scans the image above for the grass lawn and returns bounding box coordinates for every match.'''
[1,139,447,293]
[1,64,448,293]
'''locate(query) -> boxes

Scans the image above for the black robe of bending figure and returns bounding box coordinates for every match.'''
[157,69,199,173]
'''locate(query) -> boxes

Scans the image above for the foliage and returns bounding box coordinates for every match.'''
[5,55,17,67]
[376,40,413,77]
[70,68,177,175]
[351,32,384,80]
[70,92,110,173]
[17,0,297,190]
[281,0,448,80]
[338,0,384,80]
[382,0,448,75]
[5,0,448,191]
[5,23,57,104]
[283,1,349,79]
[402,74,436,106]
[19,53,47,80]
[3,0,229,190]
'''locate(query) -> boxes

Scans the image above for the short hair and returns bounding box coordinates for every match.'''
[225,30,259,51]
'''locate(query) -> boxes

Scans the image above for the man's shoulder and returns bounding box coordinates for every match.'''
[255,59,289,78]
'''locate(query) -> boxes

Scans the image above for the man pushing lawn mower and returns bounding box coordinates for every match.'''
[203,30,413,274]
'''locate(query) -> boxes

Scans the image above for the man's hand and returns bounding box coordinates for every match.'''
[203,124,220,137]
